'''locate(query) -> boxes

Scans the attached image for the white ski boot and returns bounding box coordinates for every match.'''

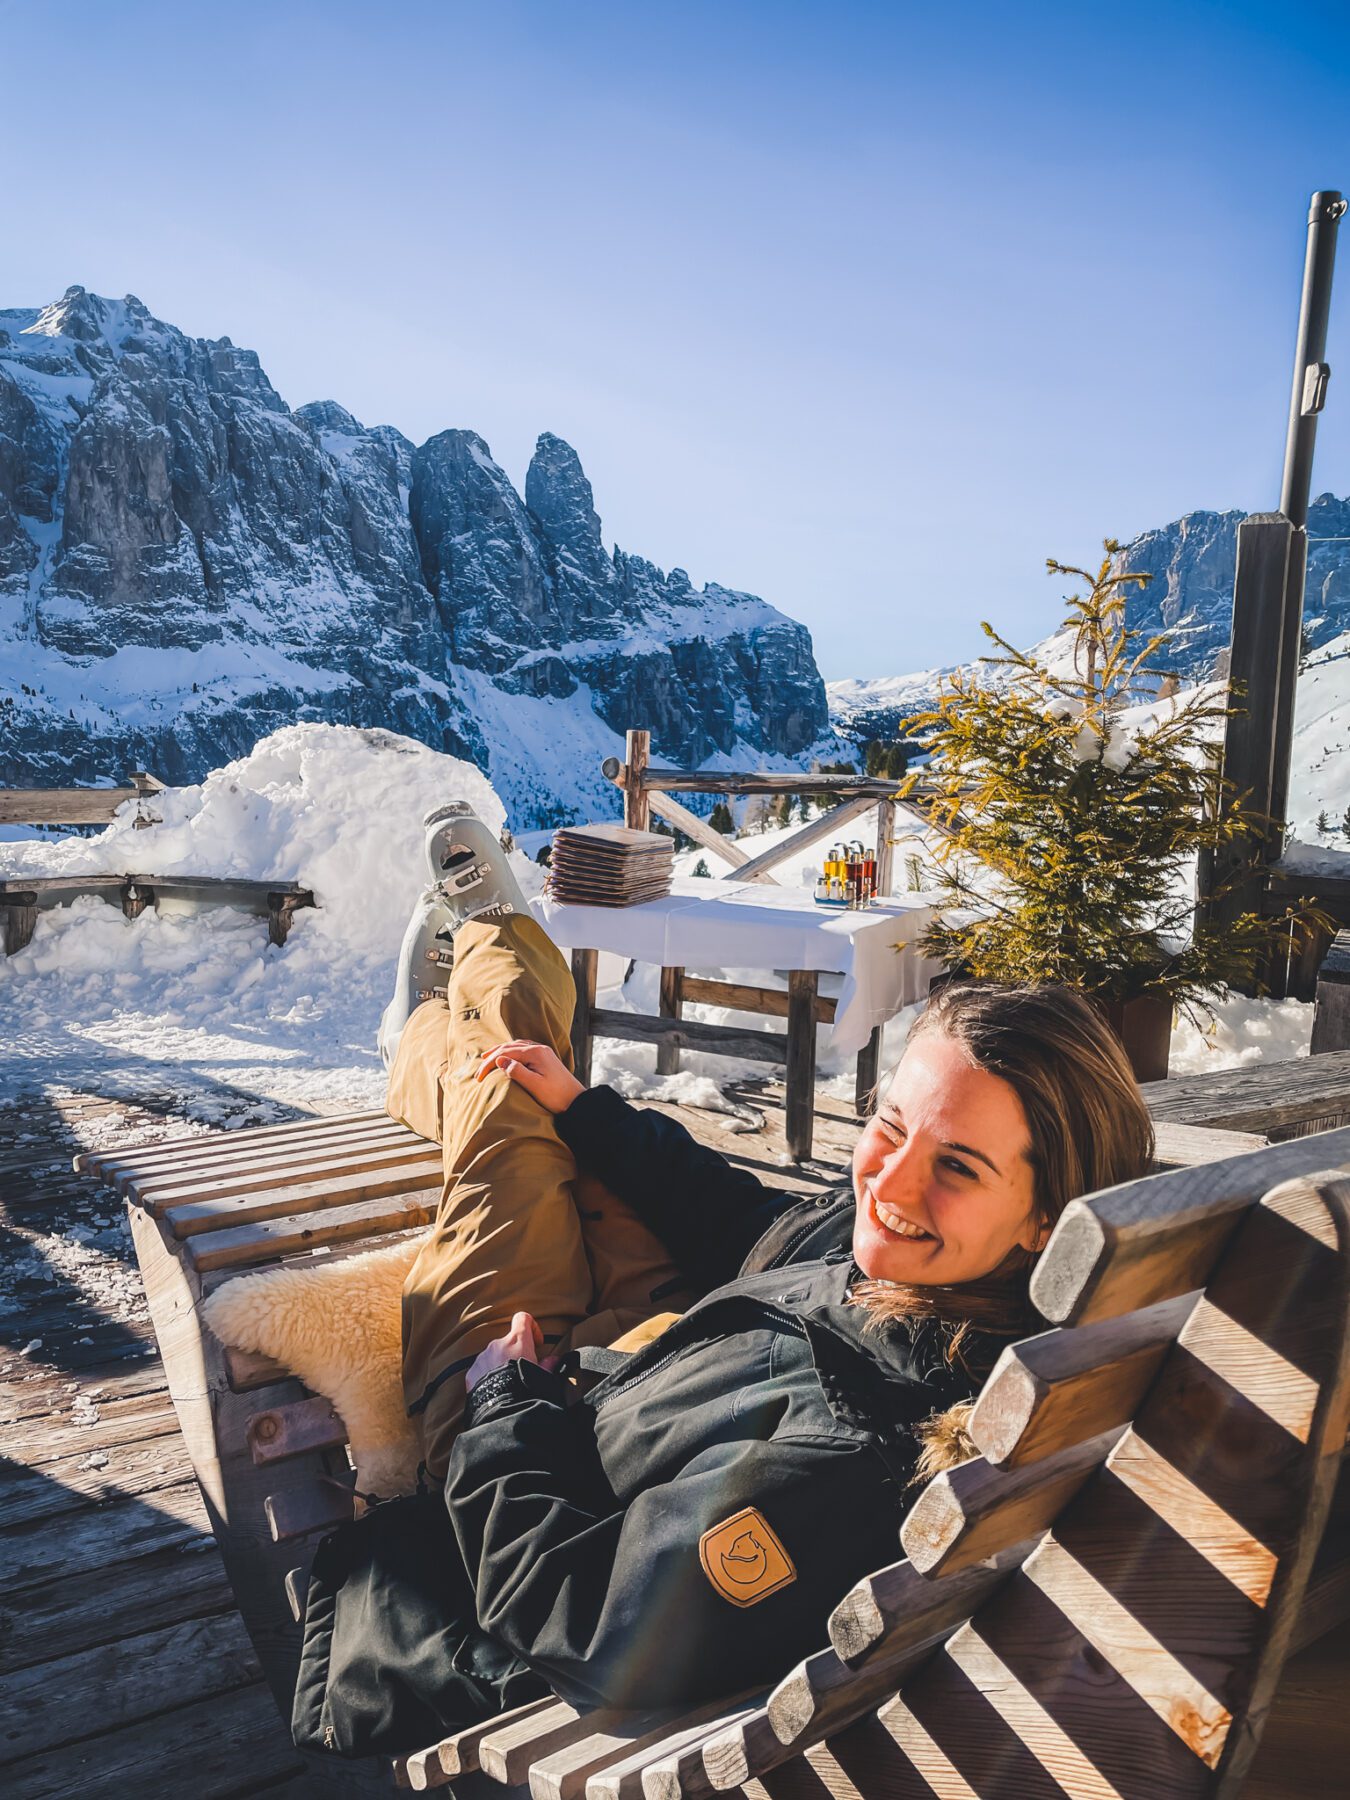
[378,808,530,1070]
[422,803,528,924]
[377,888,458,1070]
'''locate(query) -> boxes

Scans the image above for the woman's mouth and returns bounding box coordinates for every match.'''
[870,1190,936,1242]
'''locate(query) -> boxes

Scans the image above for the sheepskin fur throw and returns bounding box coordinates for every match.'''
[202,1236,425,1500]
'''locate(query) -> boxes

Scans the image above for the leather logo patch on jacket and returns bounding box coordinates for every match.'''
[698,1506,796,1607]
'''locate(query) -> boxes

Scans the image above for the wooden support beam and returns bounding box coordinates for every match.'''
[854,1028,882,1119]
[874,795,897,898]
[603,765,750,872]
[730,793,878,885]
[0,783,155,825]
[120,878,153,920]
[679,974,836,1024]
[588,1008,788,1065]
[626,770,912,799]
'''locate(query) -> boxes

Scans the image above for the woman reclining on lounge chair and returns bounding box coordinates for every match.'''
[294,805,1154,1759]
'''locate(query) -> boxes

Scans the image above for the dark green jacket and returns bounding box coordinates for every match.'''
[294,1086,1000,1755]
[447,1086,995,1709]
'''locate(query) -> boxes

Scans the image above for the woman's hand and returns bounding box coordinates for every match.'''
[477,1040,585,1114]
[466,1311,546,1391]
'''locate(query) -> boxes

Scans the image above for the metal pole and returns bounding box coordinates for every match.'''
[1268,191,1346,836]
[1280,191,1345,527]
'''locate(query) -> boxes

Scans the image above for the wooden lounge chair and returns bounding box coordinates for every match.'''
[77,1102,1350,1799]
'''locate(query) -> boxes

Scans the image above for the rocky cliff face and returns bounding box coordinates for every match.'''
[0,288,829,825]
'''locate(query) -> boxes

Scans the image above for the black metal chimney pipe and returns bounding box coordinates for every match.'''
[1266,191,1346,838]
[1279,190,1345,527]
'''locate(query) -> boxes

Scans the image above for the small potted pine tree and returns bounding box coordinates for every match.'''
[902,544,1302,1081]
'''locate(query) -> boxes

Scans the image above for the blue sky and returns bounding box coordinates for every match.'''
[3,0,1348,679]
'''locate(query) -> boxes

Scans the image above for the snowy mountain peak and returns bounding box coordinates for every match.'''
[296,399,366,437]
[0,286,831,828]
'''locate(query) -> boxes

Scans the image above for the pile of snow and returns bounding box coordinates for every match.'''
[0,725,531,1112]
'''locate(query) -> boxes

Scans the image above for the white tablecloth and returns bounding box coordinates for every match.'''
[532,877,944,1057]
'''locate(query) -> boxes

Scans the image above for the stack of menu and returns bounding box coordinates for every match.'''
[547,823,675,907]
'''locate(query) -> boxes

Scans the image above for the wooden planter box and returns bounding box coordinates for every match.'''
[1104,992,1173,1083]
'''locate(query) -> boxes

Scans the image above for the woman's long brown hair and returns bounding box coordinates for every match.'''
[851,982,1155,1449]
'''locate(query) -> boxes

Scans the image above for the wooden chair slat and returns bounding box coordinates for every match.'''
[264,1474,355,1542]
[697,1709,784,1794]
[107,1118,417,1196]
[284,1566,308,1623]
[200,1223,431,1299]
[857,1676,1069,1800]
[248,1395,347,1465]
[186,1188,438,1272]
[402,1743,457,1790]
[582,1699,764,1800]
[968,1292,1195,1469]
[223,1343,290,1392]
[133,1128,425,1207]
[429,1696,560,1779]
[478,1700,593,1783]
[899,1427,1125,1578]
[75,1108,384,1177]
[162,1155,444,1238]
[1030,1124,1350,1327]
[527,1708,697,1800]
[827,1545,1028,1667]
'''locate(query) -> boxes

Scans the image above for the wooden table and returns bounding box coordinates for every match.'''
[534,881,943,1160]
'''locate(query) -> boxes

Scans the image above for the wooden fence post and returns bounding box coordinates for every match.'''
[624,731,650,832]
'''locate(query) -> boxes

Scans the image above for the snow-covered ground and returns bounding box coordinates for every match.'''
[0,724,1312,1133]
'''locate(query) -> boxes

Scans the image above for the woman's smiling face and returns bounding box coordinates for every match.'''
[851,1029,1046,1286]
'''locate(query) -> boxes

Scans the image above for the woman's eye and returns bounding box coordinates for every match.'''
[941,1157,977,1179]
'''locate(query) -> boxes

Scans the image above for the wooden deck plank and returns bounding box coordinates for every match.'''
[0,1537,238,1675]
[0,1681,305,1800]
[0,1611,263,1765]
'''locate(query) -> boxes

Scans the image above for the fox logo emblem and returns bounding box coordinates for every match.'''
[699,1507,796,1607]
[719,1530,768,1585]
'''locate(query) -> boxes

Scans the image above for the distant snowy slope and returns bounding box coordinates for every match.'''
[828,501,1350,846]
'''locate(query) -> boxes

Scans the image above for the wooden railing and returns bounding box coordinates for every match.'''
[0,771,165,828]
[602,730,936,892]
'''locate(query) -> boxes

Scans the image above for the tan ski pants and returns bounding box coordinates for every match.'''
[388,913,691,1479]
